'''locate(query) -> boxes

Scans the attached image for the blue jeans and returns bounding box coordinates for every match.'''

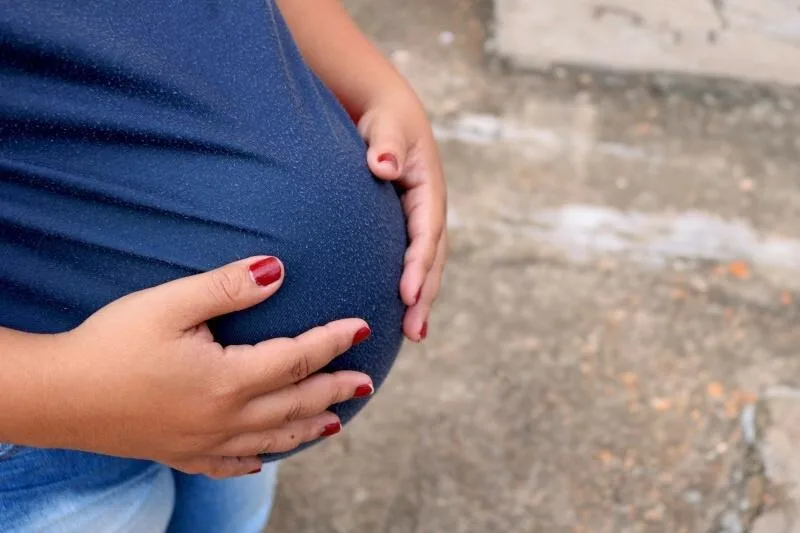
[0,445,278,532]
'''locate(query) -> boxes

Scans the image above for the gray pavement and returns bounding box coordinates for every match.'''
[266,1,800,531]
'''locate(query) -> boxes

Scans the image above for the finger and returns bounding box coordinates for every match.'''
[215,412,341,457]
[173,455,263,479]
[360,113,407,180]
[232,318,371,396]
[403,234,447,341]
[398,183,445,306]
[237,371,373,431]
[136,256,284,330]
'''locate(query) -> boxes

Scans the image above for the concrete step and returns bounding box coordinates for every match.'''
[492,0,800,86]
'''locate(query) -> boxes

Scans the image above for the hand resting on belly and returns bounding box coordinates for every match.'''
[0,150,408,463]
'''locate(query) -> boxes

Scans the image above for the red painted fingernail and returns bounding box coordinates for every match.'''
[320,422,342,437]
[419,321,428,341]
[353,384,374,398]
[248,467,262,475]
[352,326,371,346]
[249,257,282,286]
[378,153,398,171]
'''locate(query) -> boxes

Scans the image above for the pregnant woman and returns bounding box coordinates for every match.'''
[0,1,447,531]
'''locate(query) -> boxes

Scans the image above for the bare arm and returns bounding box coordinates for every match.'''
[274,0,419,120]
[0,328,57,445]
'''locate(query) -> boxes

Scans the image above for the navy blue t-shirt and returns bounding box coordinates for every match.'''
[0,1,407,461]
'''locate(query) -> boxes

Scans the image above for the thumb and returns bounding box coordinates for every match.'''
[360,113,407,181]
[142,256,284,330]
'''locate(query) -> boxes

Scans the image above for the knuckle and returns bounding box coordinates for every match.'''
[330,382,350,405]
[334,328,349,355]
[208,269,243,306]
[289,350,311,381]
[318,323,345,357]
[283,396,306,423]
[423,239,438,261]
[313,323,339,360]
[315,375,345,405]
[256,434,277,455]
[317,322,336,342]
[430,288,441,304]
[206,379,239,415]
[434,224,445,242]
[302,423,323,444]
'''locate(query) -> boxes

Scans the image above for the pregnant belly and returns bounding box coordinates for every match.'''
[0,148,407,462]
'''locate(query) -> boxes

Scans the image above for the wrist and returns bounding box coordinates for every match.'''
[358,87,430,140]
[364,81,423,116]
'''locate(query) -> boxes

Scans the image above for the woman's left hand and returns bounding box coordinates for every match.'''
[358,93,447,343]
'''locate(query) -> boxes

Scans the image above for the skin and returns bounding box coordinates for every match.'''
[0,0,446,479]
[0,258,374,478]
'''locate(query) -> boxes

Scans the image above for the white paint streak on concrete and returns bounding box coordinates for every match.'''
[434,114,562,148]
[448,203,800,271]
[438,113,800,274]
[433,113,654,161]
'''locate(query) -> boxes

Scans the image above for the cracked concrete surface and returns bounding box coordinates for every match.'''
[266,1,800,532]
[711,388,800,533]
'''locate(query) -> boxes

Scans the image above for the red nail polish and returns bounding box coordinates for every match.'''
[420,321,428,341]
[353,384,374,398]
[248,467,262,475]
[378,153,398,171]
[249,257,282,286]
[352,326,371,346]
[320,422,341,437]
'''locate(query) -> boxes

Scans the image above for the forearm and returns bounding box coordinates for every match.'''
[275,0,418,120]
[0,327,65,446]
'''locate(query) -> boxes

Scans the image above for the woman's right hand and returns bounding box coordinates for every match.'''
[17,256,373,478]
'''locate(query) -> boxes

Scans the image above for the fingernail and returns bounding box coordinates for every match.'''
[248,467,262,475]
[352,326,371,346]
[419,321,428,341]
[378,153,398,172]
[249,257,282,286]
[353,383,374,398]
[320,421,341,437]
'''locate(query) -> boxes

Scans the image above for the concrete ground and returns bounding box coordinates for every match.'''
[267,1,800,531]
[492,0,800,86]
